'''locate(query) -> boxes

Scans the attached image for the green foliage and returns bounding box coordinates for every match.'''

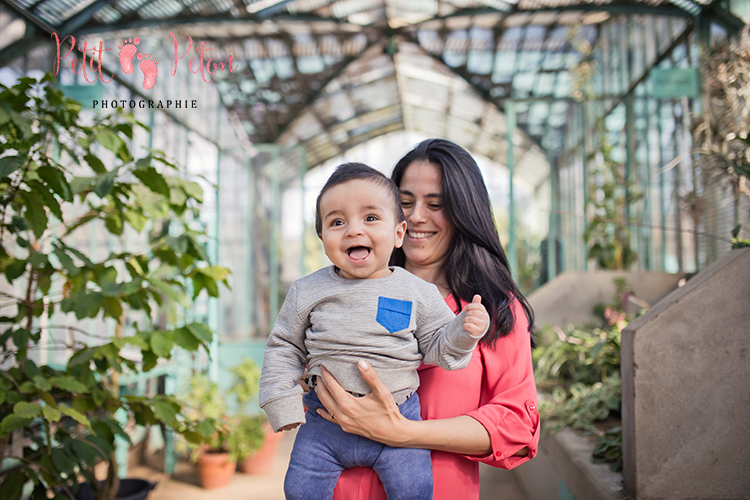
[181,373,225,421]
[691,26,750,256]
[593,426,623,472]
[540,374,621,432]
[494,210,542,295]
[583,119,642,270]
[228,358,261,408]
[533,279,643,472]
[179,359,265,464]
[534,324,621,394]
[567,23,597,102]
[228,415,266,463]
[534,323,623,472]
[731,225,750,249]
[0,75,230,500]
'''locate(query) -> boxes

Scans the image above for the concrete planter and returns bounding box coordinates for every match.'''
[510,429,626,500]
[621,248,750,500]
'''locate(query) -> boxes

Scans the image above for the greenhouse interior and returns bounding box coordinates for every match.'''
[1,0,749,499]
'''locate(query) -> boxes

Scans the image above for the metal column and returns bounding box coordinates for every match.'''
[269,147,281,324]
[208,110,221,383]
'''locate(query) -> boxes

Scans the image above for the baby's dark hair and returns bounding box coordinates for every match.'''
[315,162,404,236]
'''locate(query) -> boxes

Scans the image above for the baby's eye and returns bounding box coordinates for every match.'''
[331,220,344,226]
[365,215,379,222]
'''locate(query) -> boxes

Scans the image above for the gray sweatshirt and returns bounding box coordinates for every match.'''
[259,266,485,432]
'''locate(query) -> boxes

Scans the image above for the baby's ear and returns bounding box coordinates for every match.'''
[394,220,407,247]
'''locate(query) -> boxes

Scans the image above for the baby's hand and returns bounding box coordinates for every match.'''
[463,295,490,337]
[279,422,301,432]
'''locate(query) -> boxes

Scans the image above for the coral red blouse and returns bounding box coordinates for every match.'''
[333,295,540,500]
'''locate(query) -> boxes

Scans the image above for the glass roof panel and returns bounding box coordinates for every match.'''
[3,0,733,182]
[93,5,122,23]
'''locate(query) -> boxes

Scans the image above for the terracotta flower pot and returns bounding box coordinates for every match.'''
[239,424,284,475]
[197,450,236,489]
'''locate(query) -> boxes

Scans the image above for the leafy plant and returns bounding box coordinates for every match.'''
[229,415,266,463]
[593,426,623,472]
[179,359,266,464]
[534,324,621,394]
[227,359,266,463]
[691,25,750,257]
[228,358,261,409]
[533,279,644,472]
[0,75,229,500]
[731,224,750,249]
[693,24,750,191]
[182,373,226,421]
[535,324,623,471]
[583,119,642,270]
[538,373,621,432]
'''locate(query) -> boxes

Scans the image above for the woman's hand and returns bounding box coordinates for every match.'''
[463,294,490,337]
[314,360,410,447]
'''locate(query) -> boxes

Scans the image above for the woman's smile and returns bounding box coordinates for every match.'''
[407,230,437,241]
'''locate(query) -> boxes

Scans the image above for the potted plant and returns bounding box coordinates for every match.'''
[235,414,282,475]
[227,359,283,474]
[179,373,237,489]
[0,75,229,500]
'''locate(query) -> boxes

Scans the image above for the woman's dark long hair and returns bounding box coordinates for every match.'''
[390,139,535,347]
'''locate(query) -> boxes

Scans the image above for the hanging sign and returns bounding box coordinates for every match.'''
[650,68,700,98]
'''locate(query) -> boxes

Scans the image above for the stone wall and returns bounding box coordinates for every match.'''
[529,271,686,329]
[621,248,750,499]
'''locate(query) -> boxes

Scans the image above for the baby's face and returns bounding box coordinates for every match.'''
[318,179,406,280]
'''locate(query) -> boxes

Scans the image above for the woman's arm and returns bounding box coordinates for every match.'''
[315,362,528,457]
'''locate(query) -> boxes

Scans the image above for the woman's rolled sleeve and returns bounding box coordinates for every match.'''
[463,299,540,469]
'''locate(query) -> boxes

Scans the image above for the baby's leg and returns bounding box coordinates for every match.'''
[284,412,345,500]
[372,393,432,500]
[372,446,432,500]
[285,390,356,500]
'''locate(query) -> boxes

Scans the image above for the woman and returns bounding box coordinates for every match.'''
[315,139,539,500]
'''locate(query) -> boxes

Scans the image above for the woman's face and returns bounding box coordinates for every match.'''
[398,160,455,271]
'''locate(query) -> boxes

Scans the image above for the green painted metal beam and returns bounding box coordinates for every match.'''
[209,108,222,383]
[625,93,636,270]
[581,102,588,271]
[269,147,281,324]
[545,125,558,280]
[247,156,256,338]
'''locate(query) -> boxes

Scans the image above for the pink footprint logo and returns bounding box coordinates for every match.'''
[117,38,140,74]
[137,53,159,90]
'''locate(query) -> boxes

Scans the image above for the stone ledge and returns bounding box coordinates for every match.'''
[543,429,627,500]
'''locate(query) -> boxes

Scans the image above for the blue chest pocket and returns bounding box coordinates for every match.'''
[376,297,412,333]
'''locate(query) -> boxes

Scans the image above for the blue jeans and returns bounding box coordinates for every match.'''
[284,389,433,500]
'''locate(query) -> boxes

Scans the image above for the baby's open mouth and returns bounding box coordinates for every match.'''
[347,246,371,260]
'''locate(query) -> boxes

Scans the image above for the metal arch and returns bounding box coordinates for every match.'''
[0,0,119,67]
[399,30,547,154]
[278,30,345,158]
[421,3,694,21]
[270,36,388,143]
[75,13,364,36]
[10,1,701,38]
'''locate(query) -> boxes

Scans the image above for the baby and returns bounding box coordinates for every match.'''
[259,162,489,500]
